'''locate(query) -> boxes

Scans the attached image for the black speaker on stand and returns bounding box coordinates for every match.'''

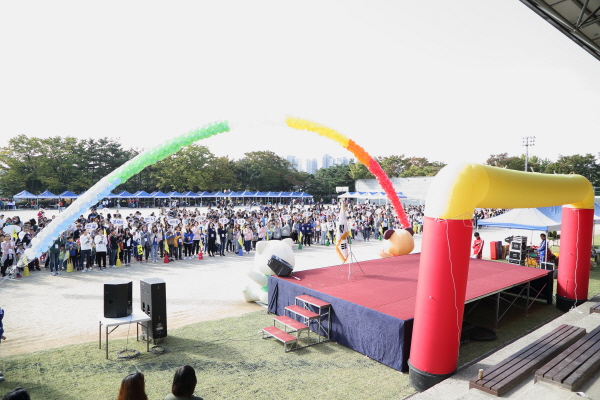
[104,279,133,318]
[140,277,167,341]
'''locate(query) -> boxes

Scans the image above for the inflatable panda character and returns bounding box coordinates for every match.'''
[242,238,295,303]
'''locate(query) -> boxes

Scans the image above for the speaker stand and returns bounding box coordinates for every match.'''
[336,240,364,280]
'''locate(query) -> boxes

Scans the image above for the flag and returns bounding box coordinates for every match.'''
[335,202,350,262]
[164,239,169,254]
[238,237,243,246]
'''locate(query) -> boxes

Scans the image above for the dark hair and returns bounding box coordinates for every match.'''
[117,372,148,400]
[172,365,197,397]
[2,387,31,400]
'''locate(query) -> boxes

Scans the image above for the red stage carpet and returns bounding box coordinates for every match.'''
[268,254,552,371]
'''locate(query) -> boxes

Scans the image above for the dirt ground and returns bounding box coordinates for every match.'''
[0,207,395,357]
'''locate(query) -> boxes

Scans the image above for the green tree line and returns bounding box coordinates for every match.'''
[1,135,597,199]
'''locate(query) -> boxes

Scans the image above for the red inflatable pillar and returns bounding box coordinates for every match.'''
[408,216,473,391]
[556,207,594,312]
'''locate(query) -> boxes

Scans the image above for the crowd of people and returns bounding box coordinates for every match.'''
[0,201,426,280]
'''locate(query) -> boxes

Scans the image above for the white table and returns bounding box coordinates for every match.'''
[98,312,151,359]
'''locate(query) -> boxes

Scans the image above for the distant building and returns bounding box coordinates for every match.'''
[286,155,301,171]
[321,154,334,169]
[305,158,318,174]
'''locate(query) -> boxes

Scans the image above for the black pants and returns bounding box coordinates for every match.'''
[208,239,216,256]
[2,256,14,277]
[192,239,200,255]
[184,243,193,257]
[95,251,106,268]
[303,233,312,246]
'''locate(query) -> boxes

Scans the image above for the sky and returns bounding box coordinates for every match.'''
[1,0,599,168]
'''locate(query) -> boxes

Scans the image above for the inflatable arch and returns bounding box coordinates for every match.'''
[22,117,409,262]
[408,163,595,391]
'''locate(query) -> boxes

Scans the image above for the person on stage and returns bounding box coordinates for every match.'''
[472,232,484,259]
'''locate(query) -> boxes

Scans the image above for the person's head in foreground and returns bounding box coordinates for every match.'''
[2,387,31,400]
[117,372,148,400]
[171,365,199,398]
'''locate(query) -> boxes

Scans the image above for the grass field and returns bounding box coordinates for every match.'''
[2,242,600,399]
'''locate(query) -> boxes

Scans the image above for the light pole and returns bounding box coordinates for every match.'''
[522,136,535,172]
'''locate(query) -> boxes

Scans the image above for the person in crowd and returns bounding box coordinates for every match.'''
[109,229,120,268]
[243,224,253,254]
[538,233,547,263]
[1,234,16,279]
[80,229,93,272]
[116,371,148,400]
[206,222,217,257]
[123,228,133,266]
[94,231,107,270]
[150,226,161,263]
[217,223,226,256]
[164,365,203,400]
[183,228,194,259]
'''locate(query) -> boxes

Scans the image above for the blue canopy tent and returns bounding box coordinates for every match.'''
[12,190,38,209]
[59,191,79,199]
[37,190,59,199]
[13,190,37,199]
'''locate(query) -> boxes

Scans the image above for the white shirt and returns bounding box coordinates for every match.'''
[94,235,107,252]
[80,234,93,251]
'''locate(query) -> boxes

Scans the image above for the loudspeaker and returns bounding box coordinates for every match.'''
[510,241,526,251]
[509,250,525,260]
[140,277,167,340]
[507,258,525,266]
[104,279,132,318]
[267,255,294,277]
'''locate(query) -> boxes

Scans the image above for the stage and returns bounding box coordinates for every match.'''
[267,253,553,372]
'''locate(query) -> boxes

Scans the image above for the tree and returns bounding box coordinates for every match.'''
[349,162,374,180]
[311,163,354,197]
[234,151,296,191]
[148,145,219,192]
[544,154,600,187]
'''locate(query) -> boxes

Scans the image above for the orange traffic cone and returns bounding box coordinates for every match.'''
[198,251,203,260]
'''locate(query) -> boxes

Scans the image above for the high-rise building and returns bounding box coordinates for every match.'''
[305,158,318,174]
[321,154,334,169]
[286,155,300,171]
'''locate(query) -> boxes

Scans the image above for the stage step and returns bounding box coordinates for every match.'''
[262,326,297,352]
[296,295,331,308]
[285,305,320,321]
[274,315,309,333]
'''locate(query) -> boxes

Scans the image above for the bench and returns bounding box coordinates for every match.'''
[535,325,600,391]
[589,302,600,314]
[469,324,586,396]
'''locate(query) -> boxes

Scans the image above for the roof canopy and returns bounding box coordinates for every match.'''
[520,0,600,62]
[477,205,600,231]
[37,190,59,199]
[13,190,37,199]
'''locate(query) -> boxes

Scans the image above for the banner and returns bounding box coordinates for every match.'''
[335,202,350,262]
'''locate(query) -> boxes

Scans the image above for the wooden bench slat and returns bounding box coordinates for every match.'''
[476,325,581,385]
[589,302,600,314]
[562,341,600,390]
[470,324,586,396]
[535,325,600,392]
[548,328,600,383]
[471,324,574,380]
[484,328,582,392]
